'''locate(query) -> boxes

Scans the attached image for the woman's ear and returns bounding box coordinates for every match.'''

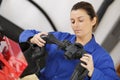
[92,17,97,26]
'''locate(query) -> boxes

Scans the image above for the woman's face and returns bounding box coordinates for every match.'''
[70,9,96,38]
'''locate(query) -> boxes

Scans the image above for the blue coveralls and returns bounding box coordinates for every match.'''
[19,30,119,80]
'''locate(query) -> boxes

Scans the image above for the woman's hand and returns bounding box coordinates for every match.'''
[80,54,94,77]
[30,32,48,47]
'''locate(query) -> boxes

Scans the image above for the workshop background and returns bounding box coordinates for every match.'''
[0,0,120,78]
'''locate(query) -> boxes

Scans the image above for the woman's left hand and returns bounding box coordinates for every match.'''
[80,54,94,77]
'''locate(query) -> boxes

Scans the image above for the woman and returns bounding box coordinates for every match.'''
[19,1,119,80]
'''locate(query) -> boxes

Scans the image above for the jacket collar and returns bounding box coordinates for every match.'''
[83,35,97,54]
[71,34,97,54]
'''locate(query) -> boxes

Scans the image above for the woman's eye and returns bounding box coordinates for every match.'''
[79,20,84,22]
[71,20,75,24]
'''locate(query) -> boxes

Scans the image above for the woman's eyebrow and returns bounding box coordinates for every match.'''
[70,16,84,19]
[70,16,85,20]
[78,16,85,19]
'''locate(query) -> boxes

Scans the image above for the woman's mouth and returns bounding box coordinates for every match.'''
[75,30,82,32]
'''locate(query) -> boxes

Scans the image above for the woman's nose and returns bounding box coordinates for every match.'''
[74,21,79,28]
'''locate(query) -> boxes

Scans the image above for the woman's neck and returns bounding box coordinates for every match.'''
[76,34,92,46]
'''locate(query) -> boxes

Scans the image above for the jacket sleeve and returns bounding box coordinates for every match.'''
[91,68,119,80]
[19,30,71,43]
[90,54,119,80]
[19,30,39,43]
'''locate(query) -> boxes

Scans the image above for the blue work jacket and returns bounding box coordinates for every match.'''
[19,30,119,80]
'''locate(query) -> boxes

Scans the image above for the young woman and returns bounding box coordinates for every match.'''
[19,1,119,80]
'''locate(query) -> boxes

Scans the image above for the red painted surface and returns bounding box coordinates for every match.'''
[0,36,27,80]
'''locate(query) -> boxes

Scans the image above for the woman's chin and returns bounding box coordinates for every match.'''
[76,34,83,37]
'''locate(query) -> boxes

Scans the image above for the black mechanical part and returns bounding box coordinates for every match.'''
[41,33,88,80]
[19,42,46,78]
[71,63,89,80]
[97,0,114,24]
[0,15,23,43]
[64,43,86,60]
[0,0,2,6]
[102,17,120,53]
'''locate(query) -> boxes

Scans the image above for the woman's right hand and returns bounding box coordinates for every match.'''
[29,32,48,47]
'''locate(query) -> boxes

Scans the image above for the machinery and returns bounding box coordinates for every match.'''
[40,33,88,80]
[0,33,27,80]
